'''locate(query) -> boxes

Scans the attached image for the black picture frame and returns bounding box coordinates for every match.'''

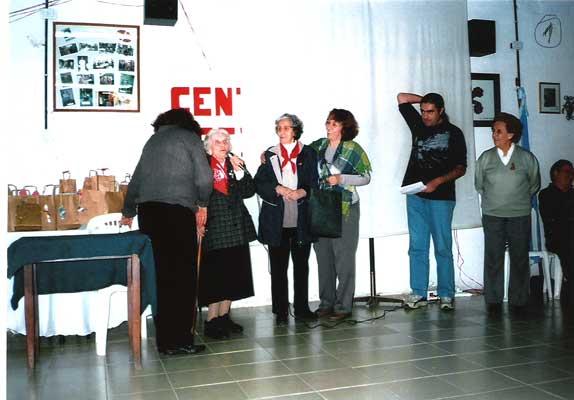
[539,82,561,114]
[471,73,501,127]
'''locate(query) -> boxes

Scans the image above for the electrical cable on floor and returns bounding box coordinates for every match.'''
[286,303,402,330]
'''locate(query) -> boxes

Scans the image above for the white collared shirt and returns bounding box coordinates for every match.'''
[497,143,515,165]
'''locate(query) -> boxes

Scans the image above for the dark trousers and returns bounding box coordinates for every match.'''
[556,246,574,310]
[269,228,311,316]
[483,214,531,306]
[138,202,198,350]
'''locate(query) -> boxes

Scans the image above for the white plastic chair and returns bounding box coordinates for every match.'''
[503,209,562,302]
[86,213,152,356]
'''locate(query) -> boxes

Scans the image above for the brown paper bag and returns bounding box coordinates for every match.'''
[119,173,131,194]
[83,169,116,192]
[7,185,18,232]
[55,192,82,230]
[78,189,107,224]
[15,202,42,231]
[105,191,125,213]
[8,187,42,231]
[39,184,58,231]
[78,190,125,224]
[59,170,77,193]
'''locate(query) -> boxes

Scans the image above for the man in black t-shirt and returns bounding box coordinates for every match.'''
[397,92,467,311]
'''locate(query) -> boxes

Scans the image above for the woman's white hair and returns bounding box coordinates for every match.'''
[203,128,232,154]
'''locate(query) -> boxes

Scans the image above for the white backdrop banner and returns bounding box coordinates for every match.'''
[158,0,481,237]
[9,0,480,238]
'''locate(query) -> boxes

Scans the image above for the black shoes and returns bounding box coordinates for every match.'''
[295,309,318,321]
[159,344,206,355]
[487,302,502,315]
[204,314,244,339]
[204,317,229,340]
[276,314,288,325]
[221,314,244,333]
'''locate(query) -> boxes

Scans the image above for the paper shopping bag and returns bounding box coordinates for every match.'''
[59,170,77,193]
[78,189,107,224]
[54,192,82,230]
[8,186,42,231]
[105,191,125,213]
[39,184,58,231]
[83,169,116,192]
[119,173,131,194]
[7,184,18,231]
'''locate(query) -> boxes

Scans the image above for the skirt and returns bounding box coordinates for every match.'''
[198,244,255,306]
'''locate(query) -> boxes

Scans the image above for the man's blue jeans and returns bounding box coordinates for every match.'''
[406,194,456,298]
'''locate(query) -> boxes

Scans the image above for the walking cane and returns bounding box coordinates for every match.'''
[191,234,203,336]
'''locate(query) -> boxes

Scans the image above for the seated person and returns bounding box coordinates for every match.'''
[538,159,574,309]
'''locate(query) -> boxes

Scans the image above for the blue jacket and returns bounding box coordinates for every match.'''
[254,143,318,246]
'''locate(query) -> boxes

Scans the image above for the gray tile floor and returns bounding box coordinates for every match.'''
[6,296,574,400]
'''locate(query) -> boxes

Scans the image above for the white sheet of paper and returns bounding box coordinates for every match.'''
[400,181,427,195]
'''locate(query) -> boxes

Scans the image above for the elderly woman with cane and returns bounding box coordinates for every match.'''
[198,128,257,339]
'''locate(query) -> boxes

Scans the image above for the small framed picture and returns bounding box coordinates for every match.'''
[539,82,561,114]
[471,73,501,127]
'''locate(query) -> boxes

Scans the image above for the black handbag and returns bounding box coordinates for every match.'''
[308,188,342,238]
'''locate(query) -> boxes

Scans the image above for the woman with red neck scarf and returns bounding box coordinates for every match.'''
[254,113,319,324]
[199,129,257,339]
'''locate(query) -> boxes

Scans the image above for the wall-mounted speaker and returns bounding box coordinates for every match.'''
[468,19,496,57]
[144,0,178,26]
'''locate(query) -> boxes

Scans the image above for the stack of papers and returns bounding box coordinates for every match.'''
[400,181,427,195]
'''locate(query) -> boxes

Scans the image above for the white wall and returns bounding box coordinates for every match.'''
[5,0,573,310]
[469,0,574,184]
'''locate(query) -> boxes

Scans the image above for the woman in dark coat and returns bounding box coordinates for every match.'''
[254,113,318,324]
[199,128,257,339]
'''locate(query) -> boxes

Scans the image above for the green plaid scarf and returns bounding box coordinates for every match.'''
[311,138,372,217]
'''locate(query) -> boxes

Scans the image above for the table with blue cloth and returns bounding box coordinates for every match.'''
[7,231,157,369]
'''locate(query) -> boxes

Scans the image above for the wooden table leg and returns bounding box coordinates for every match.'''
[127,255,142,367]
[24,264,39,369]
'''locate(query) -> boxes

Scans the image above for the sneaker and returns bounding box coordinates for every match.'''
[404,294,428,309]
[440,297,454,311]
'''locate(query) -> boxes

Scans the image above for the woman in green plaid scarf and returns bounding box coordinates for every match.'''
[310,108,372,321]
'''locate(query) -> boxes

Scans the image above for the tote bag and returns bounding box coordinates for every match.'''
[308,188,342,238]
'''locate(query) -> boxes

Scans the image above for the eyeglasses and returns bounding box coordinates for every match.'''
[276,126,293,132]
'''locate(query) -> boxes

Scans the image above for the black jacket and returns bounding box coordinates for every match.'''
[254,143,318,246]
[538,183,574,254]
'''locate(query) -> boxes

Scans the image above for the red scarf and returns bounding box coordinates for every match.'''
[211,157,228,195]
[280,142,300,173]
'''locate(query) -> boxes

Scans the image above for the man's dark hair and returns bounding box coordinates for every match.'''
[493,112,522,143]
[421,92,449,123]
[275,113,304,140]
[152,108,202,136]
[550,159,573,182]
[327,108,359,141]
